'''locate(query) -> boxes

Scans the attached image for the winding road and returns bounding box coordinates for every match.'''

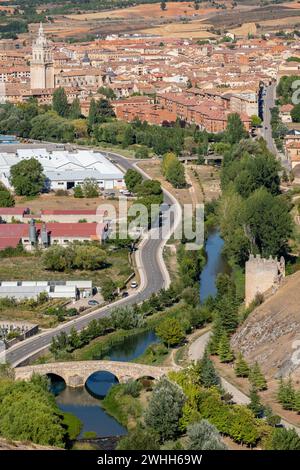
[3,151,182,367]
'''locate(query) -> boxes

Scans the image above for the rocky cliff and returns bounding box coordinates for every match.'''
[231,271,300,381]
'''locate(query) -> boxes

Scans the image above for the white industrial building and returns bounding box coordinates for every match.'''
[0,280,93,300]
[0,148,125,191]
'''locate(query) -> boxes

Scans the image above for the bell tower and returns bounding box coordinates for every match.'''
[30,23,54,90]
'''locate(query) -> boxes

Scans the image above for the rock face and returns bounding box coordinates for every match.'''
[231,271,300,381]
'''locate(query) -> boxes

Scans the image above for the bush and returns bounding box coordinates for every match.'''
[122,380,142,398]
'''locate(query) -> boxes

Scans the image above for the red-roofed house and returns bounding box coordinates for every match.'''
[0,220,109,251]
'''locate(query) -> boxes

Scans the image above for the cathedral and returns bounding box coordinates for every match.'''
[30,23,54,90]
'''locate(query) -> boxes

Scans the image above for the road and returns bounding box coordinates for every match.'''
[4,151,182,367]
[262,83,291,170]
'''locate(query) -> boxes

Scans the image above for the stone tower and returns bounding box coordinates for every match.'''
[30,23,54,90]
[245,254,285,307]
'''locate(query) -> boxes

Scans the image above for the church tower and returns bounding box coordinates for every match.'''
[30,23,54,90]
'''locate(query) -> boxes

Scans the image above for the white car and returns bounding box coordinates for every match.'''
[130,281,138,289]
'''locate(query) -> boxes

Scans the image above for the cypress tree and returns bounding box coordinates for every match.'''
[88,98,97,129]
[294,390,300,413]
[248,386,263,417]
[69,97,81,119]
[249,362,267,391]
[198,349,221,388]
[217,332,234,363]
[234,352,249,377]
[208,315,223,354]
[52,87,69,117]
[277,377,296,410]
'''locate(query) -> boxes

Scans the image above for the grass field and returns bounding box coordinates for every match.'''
[14,193,128,216]
[65,2,217,21]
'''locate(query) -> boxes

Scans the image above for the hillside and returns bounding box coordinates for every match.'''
[0,438,60,450]
[231,270,300,382]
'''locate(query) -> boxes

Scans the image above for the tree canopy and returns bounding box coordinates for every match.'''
[10,158,45,196]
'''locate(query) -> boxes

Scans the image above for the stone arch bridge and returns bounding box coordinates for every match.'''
[14,361,178,387]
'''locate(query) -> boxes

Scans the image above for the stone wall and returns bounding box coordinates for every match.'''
[245,254,285,307]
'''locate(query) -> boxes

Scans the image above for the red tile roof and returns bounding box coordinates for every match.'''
[0,207,28,215]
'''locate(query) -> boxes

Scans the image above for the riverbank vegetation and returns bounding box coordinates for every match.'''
[104,360,300,451]
[0,370,81,448]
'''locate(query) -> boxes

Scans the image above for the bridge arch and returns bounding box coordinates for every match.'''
[85,370,119,398]
[46,373,66,395]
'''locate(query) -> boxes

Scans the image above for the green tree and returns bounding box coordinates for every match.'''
[251,115,262,127]
[98,86,116,100]
[234,352,249,377]
[10,158,45,196]
[135,146,149,159]
[229,405,259,446]
[186,420,227,450]
[217,332,234,363]
[73,185,84,198]
[291,103,300,122]
[111,307,143,330]
[68,326,82,351]
[226,113,248,145]
[155,317,185,348]
[82,178,99,198]
[124,169,143,192]
[208,316,224,355]
[88,98,98,129]
[117,425,160,450]
[52,87,69,118]
[0,183,15,207]
[249,362,267,391]
[0,378,66,447]
[277,377,296,410]
[69,97,81,119]
[248,386,264,417]
[73,245,107,270]
[144,378,185,442]
[266,428,300,450]
[101,278,117,301]
[197,349,221,388]
[243,188,292,258]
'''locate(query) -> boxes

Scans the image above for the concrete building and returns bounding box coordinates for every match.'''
[0,148,125,191]
[30,23,54,90]
[245,254,285,306]
[0,280,92,300]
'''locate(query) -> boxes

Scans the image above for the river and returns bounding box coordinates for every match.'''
[51,230,226,439]
[200,228,229,303]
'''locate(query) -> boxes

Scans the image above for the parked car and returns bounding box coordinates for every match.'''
[122,291,129,298]
[130,281,138,289]
[88,299,99,306]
